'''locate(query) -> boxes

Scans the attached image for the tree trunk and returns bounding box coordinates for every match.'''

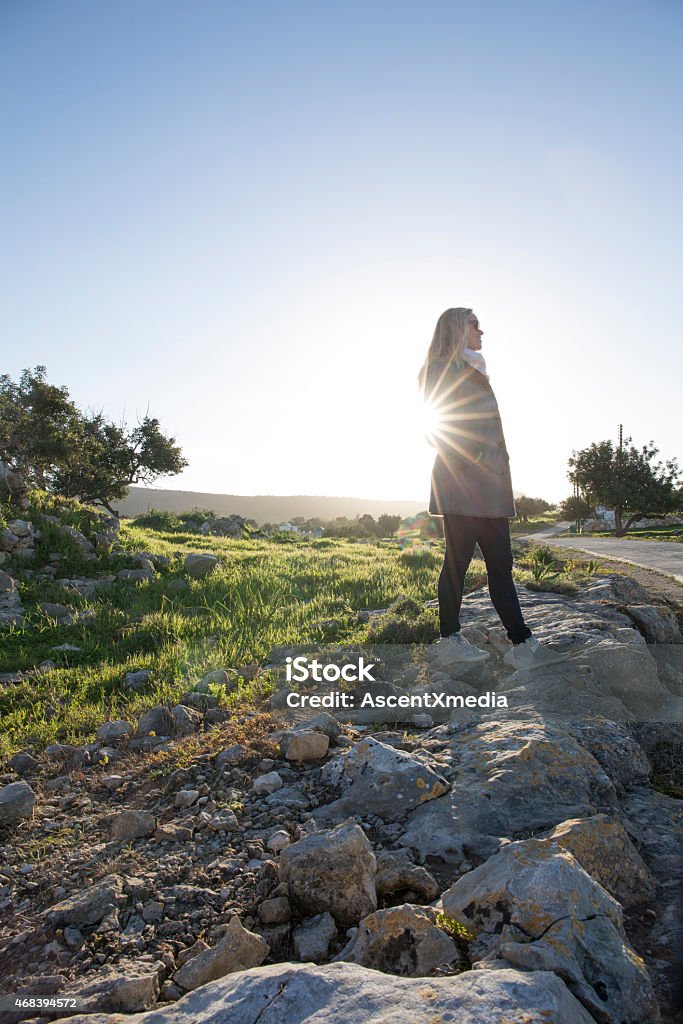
[614,508,626,536]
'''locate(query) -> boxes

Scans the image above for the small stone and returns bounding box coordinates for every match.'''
[252,771,283,795]
[39,602,69,618]
[267,829,291,853]
[97,719,135,744]
[101,775,125,791]
[174,789,200,809]
[293,912,337,962]
[0,780,36,823]
[110,810,157,842]
[208,809,239,831]
[284,731,330,761]
[258,897,291,925]
[184,553,219,579]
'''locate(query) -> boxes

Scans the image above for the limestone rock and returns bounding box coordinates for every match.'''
[171,703,203,736]
[315,736,449,822]
[136,705,173,738]
[625,604,682,644]
[279,819,377,926]
[59,961,162,1012]
[398,720,616,868]
[110,810,157,843]
[293,711,341,739]
[258,896,291,925]
[50,961,597,1024]
[0,779,36,823]
[96,720,135,745]
[442,839,659,1024]
[335,904,458,976]
[39,601,69,617]
[208,809,239,831]
[7,751,39,775]
[284,730,330,761]
[172,915,268,992]
[44,874,126,928]
[542,814,655,907]
[374,850,439,901]
[293,913,337,962]
[252,771,283,795]
[575,640,671,716]
[267,829,291,853]
[183,552,219,578]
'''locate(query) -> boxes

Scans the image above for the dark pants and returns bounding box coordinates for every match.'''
[438,514,532,644]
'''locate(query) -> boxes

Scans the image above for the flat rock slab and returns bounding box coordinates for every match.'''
[397,719,617,868]
[49,961,596,1024]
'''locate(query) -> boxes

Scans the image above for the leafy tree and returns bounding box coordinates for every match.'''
[568,437,681,536]
[0,366,188,515]
[559,494,594,522]
[514,496,555,522]
[52,411,187,515]
[0,366,82,489]
[377,514,401,537]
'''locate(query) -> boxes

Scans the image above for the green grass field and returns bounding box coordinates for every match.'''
[0,507,489,760]
[0,495,608,762]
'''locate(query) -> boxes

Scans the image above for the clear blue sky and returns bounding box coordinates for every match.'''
[2,0,681,505]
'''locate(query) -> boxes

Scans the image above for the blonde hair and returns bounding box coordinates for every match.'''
[417,307,473,392]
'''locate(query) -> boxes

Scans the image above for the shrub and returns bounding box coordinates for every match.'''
[134,508,181,531]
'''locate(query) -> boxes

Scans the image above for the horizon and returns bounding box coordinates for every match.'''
[3,1,682,506]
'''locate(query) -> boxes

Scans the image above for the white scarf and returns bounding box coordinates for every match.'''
[462,347,489,379]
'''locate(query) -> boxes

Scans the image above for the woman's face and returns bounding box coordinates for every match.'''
[466,312,483,350]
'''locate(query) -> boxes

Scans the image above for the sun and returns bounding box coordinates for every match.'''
[419,397,443,447]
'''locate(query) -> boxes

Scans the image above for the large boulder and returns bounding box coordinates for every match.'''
[47,961,596,1024]
[314,737,449,822]
[542,814,655,908]
[441,839,659,1024]
[335,904,458,976]
[278,819,377,927]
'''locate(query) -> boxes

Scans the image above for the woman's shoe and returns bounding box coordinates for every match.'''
[503,637,569,671]
[435,633,490,667]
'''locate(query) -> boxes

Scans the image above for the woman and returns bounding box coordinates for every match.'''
[418,307,566,671]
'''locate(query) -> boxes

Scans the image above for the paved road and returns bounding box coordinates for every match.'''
[519,523,683,585]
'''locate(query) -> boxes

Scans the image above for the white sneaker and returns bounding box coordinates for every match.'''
[503,637,569,671]
[435,633,490,667]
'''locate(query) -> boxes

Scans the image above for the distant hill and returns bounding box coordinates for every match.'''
[112,486,431,524]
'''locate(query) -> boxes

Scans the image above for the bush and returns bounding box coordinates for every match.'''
[177,507,218,525]
[133,508,181,531]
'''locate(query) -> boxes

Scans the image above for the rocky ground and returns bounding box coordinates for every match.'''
[1,570,683,1023]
